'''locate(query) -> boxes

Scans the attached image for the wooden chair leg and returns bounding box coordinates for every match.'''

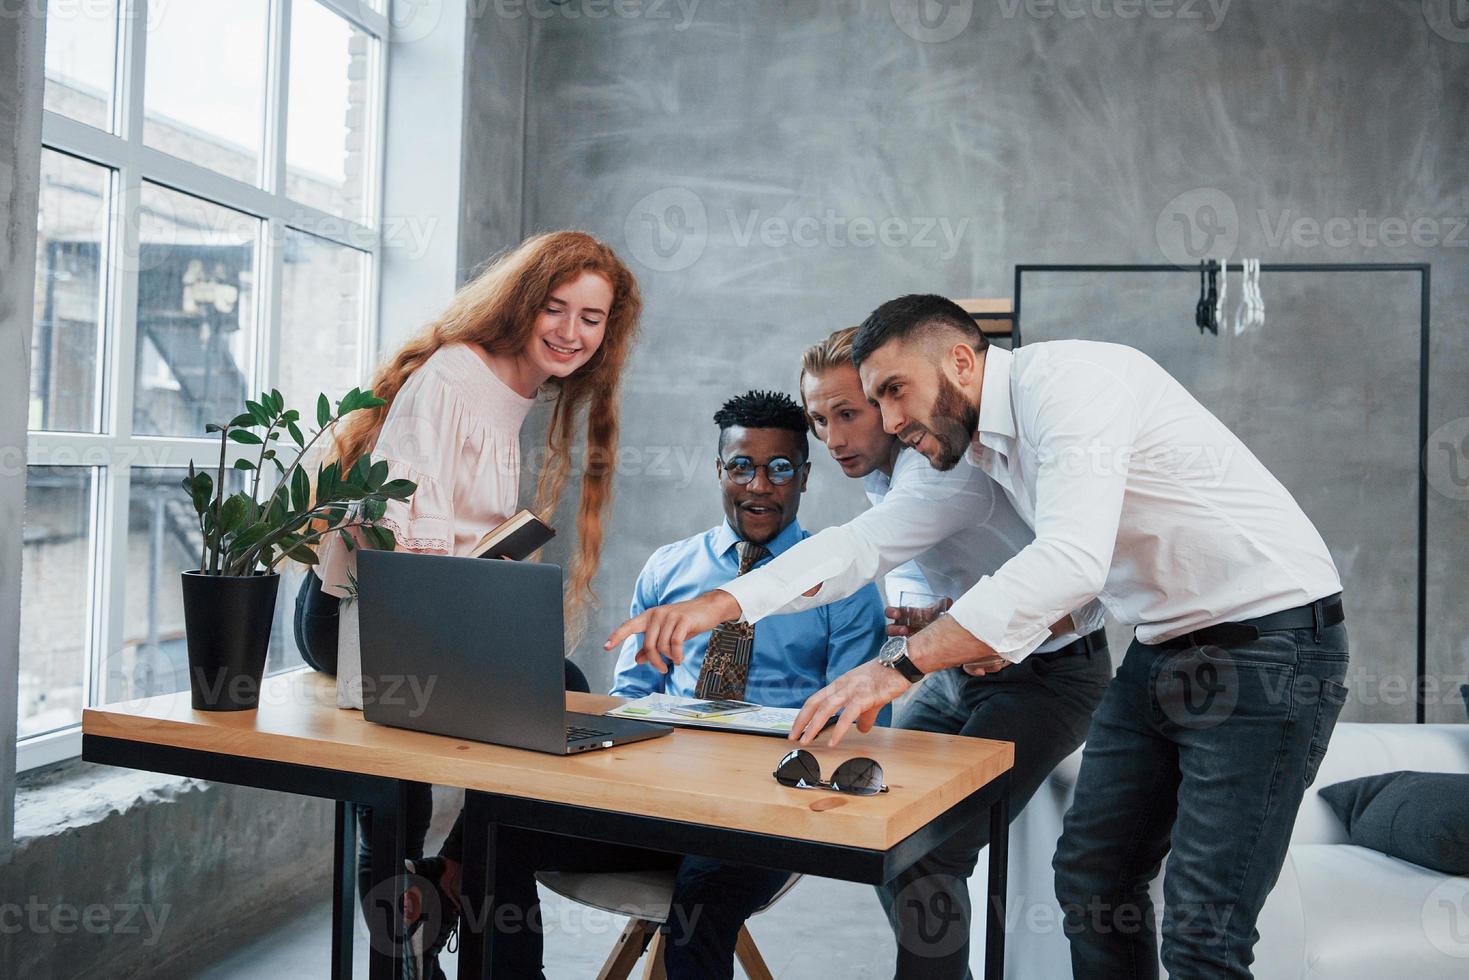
[735,925,774,980]
[641,927,669,980]
[598,918,654,980]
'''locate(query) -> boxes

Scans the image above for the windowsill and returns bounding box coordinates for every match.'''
[12,754,206,847]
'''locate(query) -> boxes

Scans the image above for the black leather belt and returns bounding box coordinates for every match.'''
[1147,593,1345,651]
[1039,627,1108,660]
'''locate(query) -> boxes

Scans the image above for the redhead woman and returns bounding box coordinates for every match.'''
[292,230,641,976]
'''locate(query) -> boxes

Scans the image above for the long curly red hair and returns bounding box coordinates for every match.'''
[329,231,642,632]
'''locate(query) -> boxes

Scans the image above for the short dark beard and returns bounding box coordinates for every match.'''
[924,372,979,470]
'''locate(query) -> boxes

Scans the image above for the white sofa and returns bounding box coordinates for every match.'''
[967,723,1469,978]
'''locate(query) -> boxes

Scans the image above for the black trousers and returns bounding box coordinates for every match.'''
[877,634,1114,979]
[294,571,343,675]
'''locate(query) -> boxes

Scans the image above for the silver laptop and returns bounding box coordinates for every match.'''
[356,550,671,754]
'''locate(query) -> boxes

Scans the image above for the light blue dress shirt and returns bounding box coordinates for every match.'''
[612,519,889,718]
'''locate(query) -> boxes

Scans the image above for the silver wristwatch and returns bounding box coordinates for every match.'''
[878,636,925,683]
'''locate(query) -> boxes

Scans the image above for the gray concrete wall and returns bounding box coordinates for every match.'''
[1,767,334,980]
[518,0,1469,722]
[1,0,47,862]
[458,5,530,280]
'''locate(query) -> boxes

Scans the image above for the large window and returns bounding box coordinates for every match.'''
[19,0,389,768]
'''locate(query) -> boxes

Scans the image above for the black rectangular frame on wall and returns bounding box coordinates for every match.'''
[1010,262,1433,723]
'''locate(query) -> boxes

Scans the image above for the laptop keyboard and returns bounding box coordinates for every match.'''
[567,724,613,742]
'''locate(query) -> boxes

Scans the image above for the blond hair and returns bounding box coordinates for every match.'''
[798,326,860,414]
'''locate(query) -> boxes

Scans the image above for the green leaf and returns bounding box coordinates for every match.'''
[219,493,248,534]
[316,393,331,428]
[287,421,304,447]
[340,531,356,553]
[362,497,386,522]
[205,422,224,433]
[365,525,396,551]
[229,412,257,428]
[287,544,319,565]
[228,429,263,445]
[269,389,284,413]
[291,467,310,512]
[230,523,269,555]
[190,471,214,516]
[267,492,288,526]
[246,399,270,426]
[318,461,340,500]
[379,478,416,500]
[348,455,371,487]
[281,409,299,423]
[270,456,286,475]
[267,430,280,440]
[367,460,388,491]
[233,458,256,471]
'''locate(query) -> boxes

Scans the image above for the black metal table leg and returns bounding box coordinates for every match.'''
[984,771,1011,980]
[332,801,357,980]
[366,782,410,980]
[457,790,491,979]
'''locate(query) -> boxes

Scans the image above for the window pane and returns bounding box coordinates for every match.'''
[44,0,117,130]
[18,467,97,739]
[32,149,110,434]
[287,1,374,221]
[107,467,243,707]
[133,183,258,438]
[267,565,308,676]
[278,230,365,410]
[144,0,269,185]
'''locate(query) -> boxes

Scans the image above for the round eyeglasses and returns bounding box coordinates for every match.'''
[719,455,800,486]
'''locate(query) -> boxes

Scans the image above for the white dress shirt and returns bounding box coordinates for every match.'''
[721,445,1107,656]
[726,340,1341,662]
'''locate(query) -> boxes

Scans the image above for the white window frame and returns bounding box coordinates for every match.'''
[18,0,390,771]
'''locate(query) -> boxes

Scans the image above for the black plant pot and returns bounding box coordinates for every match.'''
[181,570,280,711]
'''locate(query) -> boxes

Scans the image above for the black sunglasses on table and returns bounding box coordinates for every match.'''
[773,749,888,796]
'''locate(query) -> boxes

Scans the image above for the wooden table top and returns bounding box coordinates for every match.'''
[83,669,1012,851]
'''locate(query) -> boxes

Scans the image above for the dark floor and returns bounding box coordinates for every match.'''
[192,874,897,979]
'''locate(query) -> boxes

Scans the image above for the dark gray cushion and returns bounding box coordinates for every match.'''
[1320,771,1469,875]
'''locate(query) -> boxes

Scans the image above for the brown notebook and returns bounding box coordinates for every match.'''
[468,509,556,561]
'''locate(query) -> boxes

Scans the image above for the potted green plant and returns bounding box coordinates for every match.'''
[179,387,414,711]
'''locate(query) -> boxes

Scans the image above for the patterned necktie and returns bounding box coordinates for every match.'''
[694,540,769,700]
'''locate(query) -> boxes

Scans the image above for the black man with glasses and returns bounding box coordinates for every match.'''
[611,389,889,711]
[479,391,888,980]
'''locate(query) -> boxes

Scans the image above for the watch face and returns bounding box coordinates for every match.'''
[879,636,906,665]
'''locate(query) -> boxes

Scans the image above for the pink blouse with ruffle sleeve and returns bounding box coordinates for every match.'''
[315,342,535,596]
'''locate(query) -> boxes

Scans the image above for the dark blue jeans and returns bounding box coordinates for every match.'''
[484,830,791,980]
[1053,620,1350,979]
[877,636,1113,980]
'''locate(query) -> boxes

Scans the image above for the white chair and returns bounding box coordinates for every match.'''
[536,869,802,979]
